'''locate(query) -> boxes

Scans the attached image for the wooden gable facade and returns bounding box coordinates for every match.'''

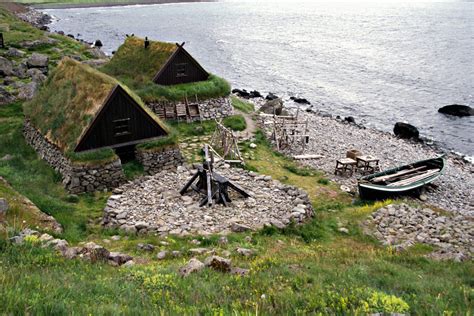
[153,43,209,86]
[75,85,168,152]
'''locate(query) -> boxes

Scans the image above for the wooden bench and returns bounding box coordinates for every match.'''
[335,158,357,176]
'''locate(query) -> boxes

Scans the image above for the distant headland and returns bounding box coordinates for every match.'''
[28,0,216,10]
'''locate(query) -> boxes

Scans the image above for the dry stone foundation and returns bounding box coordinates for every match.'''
[136,146,184,174]
[23,120,126,193]
[147,97,233,121]
[363,203,473,261]
[102,165,314,236]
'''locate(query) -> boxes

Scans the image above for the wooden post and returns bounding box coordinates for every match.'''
[0,33,4,49]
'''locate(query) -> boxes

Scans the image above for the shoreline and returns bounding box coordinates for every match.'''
[30,0,216,10]
[249,96,474,216]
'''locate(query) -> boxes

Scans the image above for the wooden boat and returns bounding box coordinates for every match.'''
[358,155,446,200]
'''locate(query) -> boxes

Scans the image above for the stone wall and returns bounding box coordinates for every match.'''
[68,160,125,194]
[136,146,184,175]
[23,120,126,194]
[198,97,233,120]
[147,97,233,121]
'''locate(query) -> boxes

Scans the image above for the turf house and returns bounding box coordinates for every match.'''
[101,36,233,121]
[24,58,183,194]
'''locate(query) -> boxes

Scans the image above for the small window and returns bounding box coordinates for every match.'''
[113,118,131,137]
[176,63,187,78]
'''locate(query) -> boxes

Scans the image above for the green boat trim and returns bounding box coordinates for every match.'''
[358,155,446,198]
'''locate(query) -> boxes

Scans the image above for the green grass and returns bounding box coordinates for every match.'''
[170,114,247,138]
[222,115,246,131]
[136,131,178,151]
[66,148,117,164]
[134,74,231,102]
[231,96,255,114]
[122,160,144,180]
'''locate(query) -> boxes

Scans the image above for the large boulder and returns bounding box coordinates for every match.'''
[81,242,110,263]
[94,39,103,48]
[249,90,262,98]
[232,88,250,98]
[13,63,28,79]
[27,68,47,83]
[290,96,311,105]
[265,92,279,101]
[204,255,232,272]
[4,48,26,58]
[0,57,13,77]
[87,47,107,59]
[26,53,49,69]
[108,252,133,266]
[20,38,57,49]
[438,104,473,117]
[179,258,205,277]
[260,98,283,115]
[17,81,38,100]
[393,122,419,140]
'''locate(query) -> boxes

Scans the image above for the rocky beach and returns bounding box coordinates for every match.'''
[251,96,473,217]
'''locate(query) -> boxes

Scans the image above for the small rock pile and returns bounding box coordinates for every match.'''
[363,204,473,261]
[10,228,134,267]
[179,255,249,277]
[103,165,313,236]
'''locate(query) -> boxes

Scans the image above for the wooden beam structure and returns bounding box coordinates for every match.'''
[209,119,244,165]
[180,145,250,207]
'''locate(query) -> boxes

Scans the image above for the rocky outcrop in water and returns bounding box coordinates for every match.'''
[438,104,473,117]
[290,96,311,105]
[393,122,419,140]
[260,98,283,115]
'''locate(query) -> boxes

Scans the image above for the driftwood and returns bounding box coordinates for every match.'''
[293,154,324,160]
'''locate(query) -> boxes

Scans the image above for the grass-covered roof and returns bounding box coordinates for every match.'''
[101,36,177,85]
[24,57,168,153]
[101,36,231,102]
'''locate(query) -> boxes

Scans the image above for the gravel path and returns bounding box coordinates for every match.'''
[251,98,473,216]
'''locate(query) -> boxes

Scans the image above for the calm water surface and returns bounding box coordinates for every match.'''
[45,0,474,156]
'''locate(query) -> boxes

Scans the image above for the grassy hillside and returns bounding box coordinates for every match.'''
[0,6,472,315]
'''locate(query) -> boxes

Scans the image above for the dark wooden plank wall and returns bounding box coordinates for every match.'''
[154,48,208,85]
[75,86,167,152]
